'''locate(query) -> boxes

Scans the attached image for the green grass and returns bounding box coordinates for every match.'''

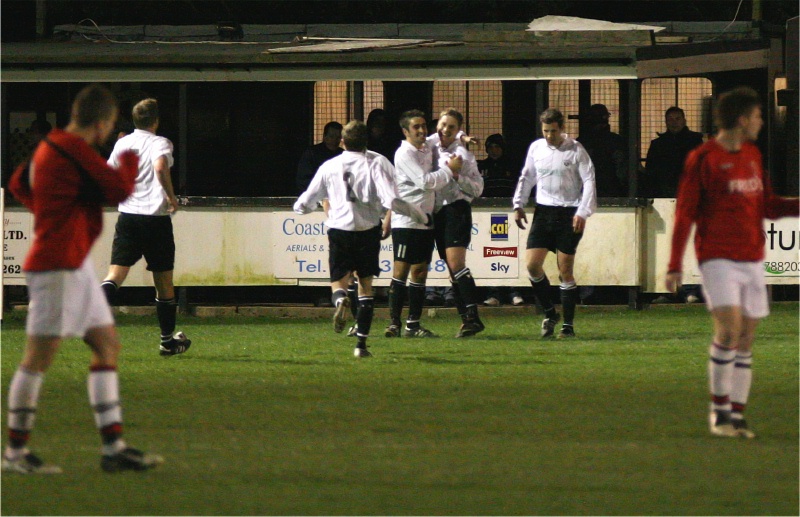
[1,304,798,515]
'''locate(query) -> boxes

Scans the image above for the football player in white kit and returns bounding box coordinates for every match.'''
[383,110,462,338]
[513,108,596,339]
[430,109,485,338]
[101,98,191,357]
[295,120,430,357]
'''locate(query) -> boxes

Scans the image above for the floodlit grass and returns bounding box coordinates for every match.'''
[1,304,798,516]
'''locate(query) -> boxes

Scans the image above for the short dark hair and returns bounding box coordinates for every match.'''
[438,108,463,128]
[665,106,685,118]
[132,98,159,129]
[540,108,565,127]
[399,109,426,131]
[341,120,369,151]
[323,121,343,137]
[29,119,52,135]
[366,109,387,129]
[714,87,761,130]
[71,84,118,128]
[485,133,505,150]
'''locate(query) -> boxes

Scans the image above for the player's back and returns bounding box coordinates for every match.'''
[320,150,385,231]
[111,129,174,216]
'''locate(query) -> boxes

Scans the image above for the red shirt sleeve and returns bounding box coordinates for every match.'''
[668,146,704,273]
[8,161,34,210]
[74,145,138,205]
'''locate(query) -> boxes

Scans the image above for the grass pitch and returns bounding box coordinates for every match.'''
[1,303,798,516]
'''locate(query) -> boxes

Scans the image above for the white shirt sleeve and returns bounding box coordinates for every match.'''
[395,146,452,191]
[371,156,428,225]
[575,145,597,219]
[293,166,327,214]
[152,137,175,168]
[513,142,538,209]
[454,148,483,199]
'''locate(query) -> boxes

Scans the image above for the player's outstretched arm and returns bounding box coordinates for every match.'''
[293,168,327,215]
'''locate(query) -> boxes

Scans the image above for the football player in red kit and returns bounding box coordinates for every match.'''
[666,87,799,438]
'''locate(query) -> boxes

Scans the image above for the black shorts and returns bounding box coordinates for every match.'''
[328,225,382,282]
[391,228,435,265]
[526,204,583,255]
[110,213,175,272]
[434,199,472,259]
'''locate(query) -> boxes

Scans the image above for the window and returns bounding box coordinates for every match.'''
[641,77,712,159]
[590,80,620,134]
[548,80,620,135]
[313,81,350,142]
[432,80,502,160]
[314,80,385,142]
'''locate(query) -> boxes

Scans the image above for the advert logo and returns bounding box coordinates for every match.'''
[484,247,518,258]
[490,214,509,241]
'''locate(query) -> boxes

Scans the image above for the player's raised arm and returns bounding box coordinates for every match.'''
[293,165,328,215]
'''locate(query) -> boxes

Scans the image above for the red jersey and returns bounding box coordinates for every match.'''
[668,139,799,272]
[8,129,138,272]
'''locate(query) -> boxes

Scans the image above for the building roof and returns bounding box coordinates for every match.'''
[1,20,769,82]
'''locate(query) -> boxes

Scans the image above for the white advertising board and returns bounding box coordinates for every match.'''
[2,203,797,290]
[271,211,521,285]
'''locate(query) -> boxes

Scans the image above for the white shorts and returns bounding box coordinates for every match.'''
[26,258,114,338]
[699,259,769,319]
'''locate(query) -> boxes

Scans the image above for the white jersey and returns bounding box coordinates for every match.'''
[391,140,452,230]
[294,150,427,231]
[109,129,175,216]
[430,135,483,211]
[513,134,597,219]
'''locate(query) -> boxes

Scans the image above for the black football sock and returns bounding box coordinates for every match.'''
[101,280,119,306]
[330,289,347,309]
[155,298,177,340]
[530,275,556,319]
[355,296,375,346]
[347,280,359,319]
[387,278,406,327]
[406,281,425,329]
[560,282,578,326]
[454,268,480,322]
[449,282,469,323]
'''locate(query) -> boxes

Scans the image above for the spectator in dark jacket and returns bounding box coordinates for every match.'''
[647,106,705,304]
[645,106,704,198]
[295,121,343,194]
[577,104,627,197]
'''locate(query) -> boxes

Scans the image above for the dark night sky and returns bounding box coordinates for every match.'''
[2,0,798,39]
